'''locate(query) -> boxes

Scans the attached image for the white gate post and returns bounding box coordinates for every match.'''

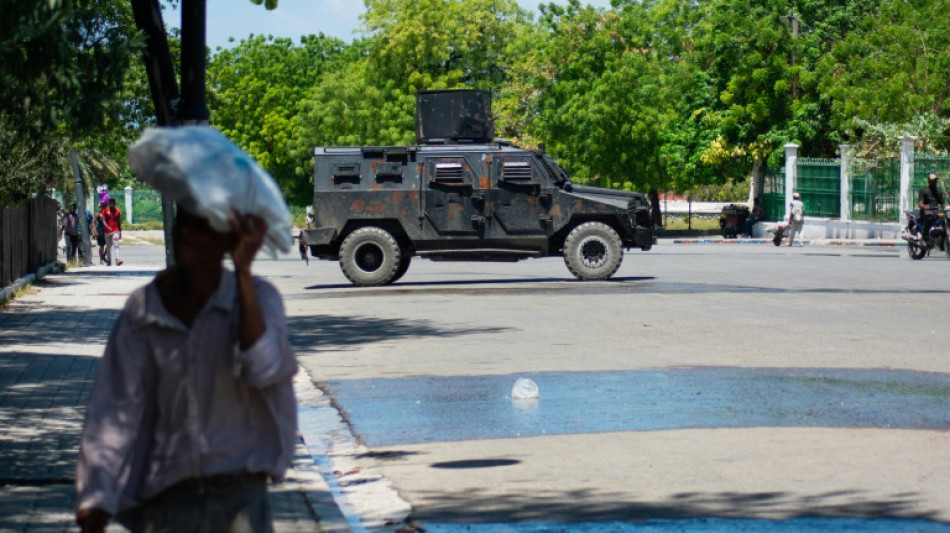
[784,143,799,220]
[899,136,917,225]
[839,144,851,221]
[125,186,134,224]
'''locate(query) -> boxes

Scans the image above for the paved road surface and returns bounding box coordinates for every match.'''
[275,242,950,532]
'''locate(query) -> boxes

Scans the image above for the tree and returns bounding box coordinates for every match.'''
[208,34,347,204]
[526,1,670,190]
[0,0,140,204]
[817,0,950,145]
[295,0,531,169]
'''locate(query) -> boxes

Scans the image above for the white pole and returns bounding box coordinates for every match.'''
[784,143,799,220]
[125,186,134,224]
[899,136,917,225]
[839,144,851,221]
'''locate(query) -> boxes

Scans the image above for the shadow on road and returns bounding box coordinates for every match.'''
[287,314,511,352]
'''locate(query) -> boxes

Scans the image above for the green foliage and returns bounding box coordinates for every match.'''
[526,1,670,191]
[208,34,347,204]
[5,0,950,207]
[295,0,531,166]
[818,0,950,133]
[0,0,140,204]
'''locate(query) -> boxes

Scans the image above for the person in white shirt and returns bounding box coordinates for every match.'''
[75,207,297,533]
[787,192,805,247]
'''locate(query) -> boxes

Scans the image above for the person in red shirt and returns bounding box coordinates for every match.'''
[100,198,123,266]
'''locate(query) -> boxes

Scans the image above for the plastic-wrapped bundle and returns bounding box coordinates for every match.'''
[97,185,110,205]
[128,126,292,254]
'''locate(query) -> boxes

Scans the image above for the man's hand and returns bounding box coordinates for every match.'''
[76,507,110,533]
[228,210,268,275]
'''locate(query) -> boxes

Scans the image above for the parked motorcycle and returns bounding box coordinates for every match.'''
[901,207,950,260]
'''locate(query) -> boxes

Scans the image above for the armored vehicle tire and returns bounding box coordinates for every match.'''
[563,221,623,280]
[391,255,411,283]
[339,227,403,286]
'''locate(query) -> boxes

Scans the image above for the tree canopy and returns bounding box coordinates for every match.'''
[4,0,950,205]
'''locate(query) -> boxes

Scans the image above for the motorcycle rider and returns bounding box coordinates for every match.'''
[916,173,947,239]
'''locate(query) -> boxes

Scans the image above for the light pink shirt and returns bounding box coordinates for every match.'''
[75,270,298,515]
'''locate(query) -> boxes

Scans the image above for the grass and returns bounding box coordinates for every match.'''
[125,221,165,231]
[661,216,721,231]
[0,284,37,309]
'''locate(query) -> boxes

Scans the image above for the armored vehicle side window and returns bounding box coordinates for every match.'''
[426,158,473,185]
[332,163,361,185]
[375,161,403,181]
[495,158,539,184]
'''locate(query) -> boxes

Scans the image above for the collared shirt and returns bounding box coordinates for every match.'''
[62,212,80,236]
[75,269,298,515]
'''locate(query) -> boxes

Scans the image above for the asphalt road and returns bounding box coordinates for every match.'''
[126,241,950,531]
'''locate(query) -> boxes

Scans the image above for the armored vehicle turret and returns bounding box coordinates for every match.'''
[301,90,654,285]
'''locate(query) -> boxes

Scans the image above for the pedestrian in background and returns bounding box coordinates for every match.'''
[99,198,123,266]
[787,192,805,247]
[61,203,81,264]
[75,207,297,533]
[94,203,107,265]
[744,197,764,238]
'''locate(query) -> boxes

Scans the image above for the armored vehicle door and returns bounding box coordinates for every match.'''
[488,156,552,236]
[423,157,487,236]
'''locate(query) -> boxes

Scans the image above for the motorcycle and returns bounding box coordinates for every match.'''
[901,207,950,260]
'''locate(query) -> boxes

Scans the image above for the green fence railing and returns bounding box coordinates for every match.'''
[914,154,950,191]
[849,160,900,221]
[129,187,163,224]
[760,168,785,221]
[796,158,840,218]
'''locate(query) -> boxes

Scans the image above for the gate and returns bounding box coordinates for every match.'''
[760,168,785,221]
[796,158,840,218]
[849,160,900,221]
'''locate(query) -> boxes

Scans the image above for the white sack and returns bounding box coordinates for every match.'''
[128,126,293,254]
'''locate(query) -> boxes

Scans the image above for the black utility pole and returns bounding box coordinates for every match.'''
[131,0,209,267]
[178,0,210,124]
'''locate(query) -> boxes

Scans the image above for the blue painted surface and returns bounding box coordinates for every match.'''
[421,518,950,532]
[325,367,950,447]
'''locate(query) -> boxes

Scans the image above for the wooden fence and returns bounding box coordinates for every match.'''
[0,195,58,288]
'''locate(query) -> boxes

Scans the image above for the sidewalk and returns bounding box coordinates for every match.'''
[0,257,328,532]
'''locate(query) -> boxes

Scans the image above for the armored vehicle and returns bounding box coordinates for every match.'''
[302,90,654,286]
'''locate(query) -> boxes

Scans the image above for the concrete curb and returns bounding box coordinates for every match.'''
[0,261,63,303]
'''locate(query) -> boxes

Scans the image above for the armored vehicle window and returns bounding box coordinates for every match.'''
[426,158,473,185]
[332,163,361,185]
[498,160,536,183]
[375,161,402,180]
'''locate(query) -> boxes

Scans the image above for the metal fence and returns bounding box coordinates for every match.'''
[914,154,950,191]
[760,168,785,221]
[797,158,840,218]
[849,160,900,221]
[0,195,58,288]
[758,151,949,223]
[130,188,163,224]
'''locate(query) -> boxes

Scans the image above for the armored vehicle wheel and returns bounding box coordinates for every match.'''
[391,255,412,283]
[563,221,623,280]
[339,227,403,286]
[907,240,926,260]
